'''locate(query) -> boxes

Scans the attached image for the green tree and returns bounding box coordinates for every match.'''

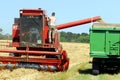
[60,31,89,43]
[78,35,89,43]
[0,28,12,40]
[0,28,2,32]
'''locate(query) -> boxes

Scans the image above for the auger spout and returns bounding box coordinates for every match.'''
[56,16,101,30]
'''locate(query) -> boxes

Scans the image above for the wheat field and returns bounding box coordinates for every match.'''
[0,42,120,80]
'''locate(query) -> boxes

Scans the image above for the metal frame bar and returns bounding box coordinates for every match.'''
[0,56,61,64]
[0,49,60,55]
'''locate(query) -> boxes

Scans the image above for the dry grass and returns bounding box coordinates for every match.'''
[61,42,90,67]
[0,42,90,80]
[0,40,15,56]
[0,42,119,80]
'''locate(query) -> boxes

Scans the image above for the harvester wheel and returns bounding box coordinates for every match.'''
[61,50,69,71]
[62,50,67,60]
[62,58,69,71]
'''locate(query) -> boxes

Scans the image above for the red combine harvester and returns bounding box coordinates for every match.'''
[0,8,101,71]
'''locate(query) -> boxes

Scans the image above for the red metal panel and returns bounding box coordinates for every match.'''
[12,24,20,39]
[56,16,101,30]
[43,25,49,43]
[12,24,20,47]
[0,50,60,55]
[21,13,41,16]
[0,57,61,64]
[54,32,60,48]
[20,9,44,16]
[12,42,20,47]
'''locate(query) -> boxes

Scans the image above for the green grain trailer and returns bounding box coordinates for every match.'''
[90,23,120,75]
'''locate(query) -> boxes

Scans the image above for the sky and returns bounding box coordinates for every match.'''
[0,0,120,34]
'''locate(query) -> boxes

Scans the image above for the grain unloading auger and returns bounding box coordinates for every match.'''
[0,8,101,71]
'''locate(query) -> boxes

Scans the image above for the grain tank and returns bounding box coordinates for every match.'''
[90,23,120,74]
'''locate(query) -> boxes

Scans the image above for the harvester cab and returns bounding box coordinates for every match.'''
[0,8,102,71]
[13,8,54,47]
[19,11,43,47]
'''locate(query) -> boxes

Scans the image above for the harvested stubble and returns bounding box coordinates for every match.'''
[0,42,90,80]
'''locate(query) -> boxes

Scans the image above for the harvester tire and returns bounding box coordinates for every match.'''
[61,50,69,71]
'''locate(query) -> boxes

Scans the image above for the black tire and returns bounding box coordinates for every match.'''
[92,69,99,75]
[92,60,100,75]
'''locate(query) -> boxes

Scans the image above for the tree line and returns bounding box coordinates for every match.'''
[60,31,89,43]
[0,28,89,43]
[0,28,12,40]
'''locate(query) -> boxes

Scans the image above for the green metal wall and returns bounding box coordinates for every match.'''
[90,24,120,58]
